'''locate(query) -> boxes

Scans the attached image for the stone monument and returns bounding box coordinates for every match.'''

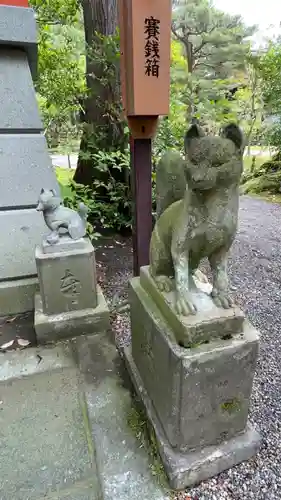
[124,124,261,490]
[0,2,59,315]
[34,189,110,343]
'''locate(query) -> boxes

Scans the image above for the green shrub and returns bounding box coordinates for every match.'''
[259,160,281,174]
[241,154,281,195]
[63,149,132,234]
[242,171,281,194]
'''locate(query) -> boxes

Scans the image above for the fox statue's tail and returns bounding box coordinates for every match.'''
[155,151,186,219]
[78,202,88,221]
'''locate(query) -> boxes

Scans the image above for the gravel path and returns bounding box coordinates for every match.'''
[96,195,281,499]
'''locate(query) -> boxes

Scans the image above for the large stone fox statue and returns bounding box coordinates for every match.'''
[150,123,244,316]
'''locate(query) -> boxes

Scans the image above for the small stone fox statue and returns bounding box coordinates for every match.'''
[150,123,244,316]
[36,188,88,244]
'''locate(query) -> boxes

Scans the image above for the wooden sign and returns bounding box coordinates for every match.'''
[0,0,28,5]
[119,0,171,119]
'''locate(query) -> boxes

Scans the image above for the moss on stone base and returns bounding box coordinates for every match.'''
[221,398,241,414]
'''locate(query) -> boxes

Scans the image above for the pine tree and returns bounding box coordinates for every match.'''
[172,0,257,122]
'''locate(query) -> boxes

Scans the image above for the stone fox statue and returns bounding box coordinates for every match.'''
[36,188,88,244]
[150,123,244,316]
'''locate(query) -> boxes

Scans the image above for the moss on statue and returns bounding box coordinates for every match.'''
[150,123,244,317]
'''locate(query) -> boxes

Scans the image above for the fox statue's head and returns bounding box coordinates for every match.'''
[36,188,61,212]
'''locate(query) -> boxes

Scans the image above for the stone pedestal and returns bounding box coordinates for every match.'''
[34,237,110,343]
[124,266,261,490]
[0,6,59,315]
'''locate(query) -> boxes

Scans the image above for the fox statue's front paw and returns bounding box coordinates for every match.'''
[46,231,60,245]
[175,291,197,316]
[211,288,234,309]
[154,275,174,293]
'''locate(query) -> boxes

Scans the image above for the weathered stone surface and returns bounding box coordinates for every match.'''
[34,285,110,344]
[0,48,42,129]
[140,266,244,347]
[0,6,37,77]
[35,238,97,315]
[0,347,101,500]
[37,189,88,244]
[129,276,260,453]
[0,135,58,208]
[75,333,171,500]
[0,335,170,500]
[0,41,58,314]
[150,124,244,318]
[124,345,261,490]
[0,342,76,382]
[0,209,51,280]
[0,277,38,315]
[42,235,87,254]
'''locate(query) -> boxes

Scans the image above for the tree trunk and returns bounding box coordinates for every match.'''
[74,0,125,185]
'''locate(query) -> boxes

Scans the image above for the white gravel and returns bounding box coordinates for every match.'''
[96,195,281,500]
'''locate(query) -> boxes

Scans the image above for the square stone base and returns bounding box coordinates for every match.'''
[140,267,244,347]
[124,346,261,490]
[130,276,259,452]
[34,285,110,344]
[35,237,97,316]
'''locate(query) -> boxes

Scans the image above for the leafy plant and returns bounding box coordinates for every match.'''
[63,183,100,240]
[64,149,132,234]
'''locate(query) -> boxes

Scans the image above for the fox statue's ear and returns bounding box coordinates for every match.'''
[220,123,244,150]
[50,189,57,196]
[184,124,205,154]
[40,188,45,194]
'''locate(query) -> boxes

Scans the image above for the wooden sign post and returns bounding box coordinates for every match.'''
[118,0,172,276]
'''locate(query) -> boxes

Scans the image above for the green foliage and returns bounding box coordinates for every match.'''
[30,0,85,148]
[80,30,128,153]
[259,45,281,115]
[64,149,132,233]
[259,44,281,150]
[127,403,167,485]
[153,40,187,157]
[37,24,86,147]
[171,0,257,126]
[242,152,281,195]
[73,30,131,230]
[242,171,281,195]
[29,0,79,25]
[63,184,100,240]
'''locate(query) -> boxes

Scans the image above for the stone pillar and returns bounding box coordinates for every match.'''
[0,4,59,315]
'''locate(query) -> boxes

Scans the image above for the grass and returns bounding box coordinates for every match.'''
[55,167,74,199]
[127,402,168,487]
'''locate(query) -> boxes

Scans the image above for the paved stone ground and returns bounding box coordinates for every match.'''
[1,195,281,499]
[0,344,101,500]
[0,338,170,500]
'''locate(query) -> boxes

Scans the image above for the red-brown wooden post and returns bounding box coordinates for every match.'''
[118,0,172,275]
